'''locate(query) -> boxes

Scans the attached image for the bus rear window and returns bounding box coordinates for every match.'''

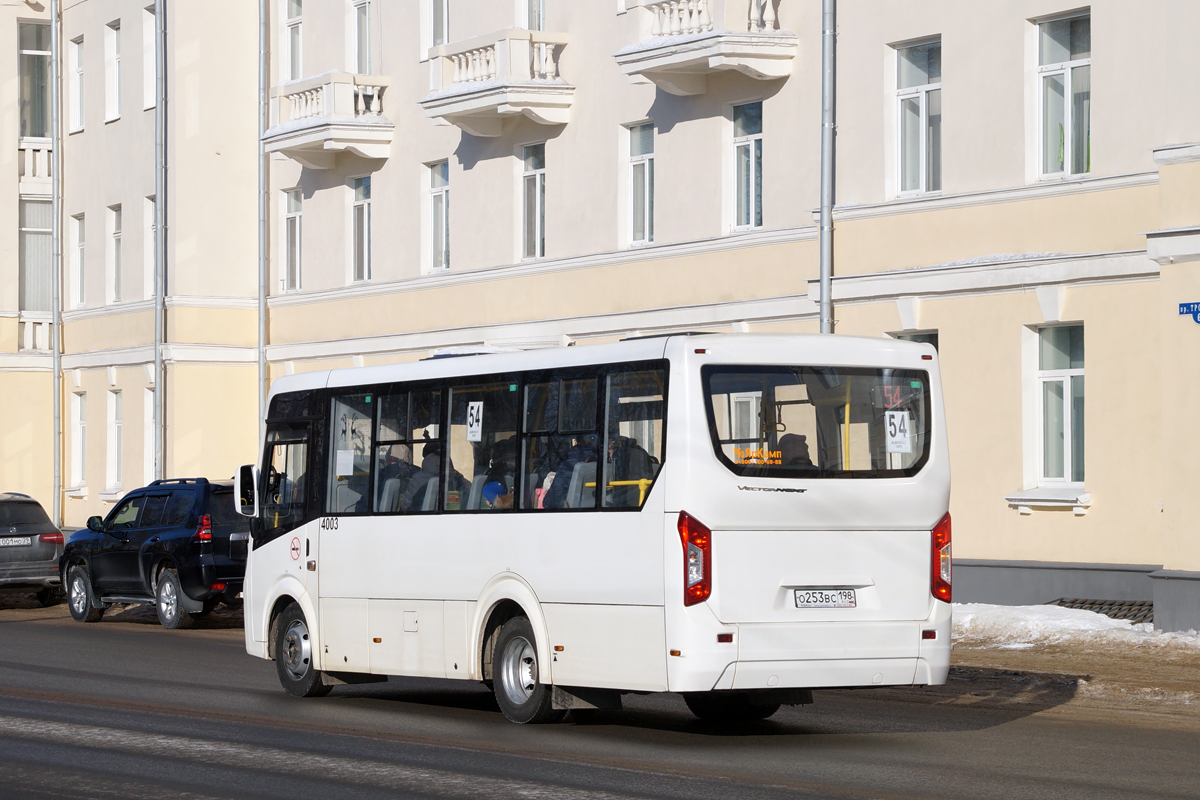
[701,365,931,478]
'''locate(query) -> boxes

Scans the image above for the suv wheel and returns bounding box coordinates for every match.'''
[35,587,62,608]
[155,568,195,630]
[492,617,561,724]
[67,566,104,623]
[275,602,331,697]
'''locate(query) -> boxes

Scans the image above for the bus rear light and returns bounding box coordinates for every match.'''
[678,511,712,606]
[922,630,937,640]
[931,513,952,602]
[922,354,933,360]
[717,633,733,643]
[39,532,64,545]
[195,515,213,541]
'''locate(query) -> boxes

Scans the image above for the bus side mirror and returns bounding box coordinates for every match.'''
[235,464,259,518]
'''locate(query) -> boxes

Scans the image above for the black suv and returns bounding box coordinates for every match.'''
[0,494,64,606]
[60,478,248,628]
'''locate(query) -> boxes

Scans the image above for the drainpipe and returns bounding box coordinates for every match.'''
[154,0,166,479]
[818,0,836,334]
[258,0,268,443]
[50,0,62,526]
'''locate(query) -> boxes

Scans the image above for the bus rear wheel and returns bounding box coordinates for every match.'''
[275,602,332,698]
[683,692,781,722]
[492,617,560,724]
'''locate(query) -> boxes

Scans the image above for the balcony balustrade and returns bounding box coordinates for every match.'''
[18,138,52,195]
[263,71,394,170]
[18,314,52,352]
[614,0,797,96]
[420,29,574,137]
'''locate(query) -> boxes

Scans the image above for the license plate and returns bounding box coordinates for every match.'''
[795,588,856,608]
[0,537,32,547]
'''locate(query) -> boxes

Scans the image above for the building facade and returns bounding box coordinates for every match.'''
[3,0,1199,629]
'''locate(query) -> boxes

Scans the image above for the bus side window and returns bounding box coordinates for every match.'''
[603,370,665,509]
[327,393,373,514]
[261,424,310,543]
[523,377,599,510]
[447,381,519,512]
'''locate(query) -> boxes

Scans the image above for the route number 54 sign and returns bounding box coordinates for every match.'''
[886,411,912,454]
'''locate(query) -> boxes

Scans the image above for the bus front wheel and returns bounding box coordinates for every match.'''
[275,603,332,698]
[492,617,561,724]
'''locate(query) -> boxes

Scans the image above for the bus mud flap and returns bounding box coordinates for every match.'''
[551,686,622,711]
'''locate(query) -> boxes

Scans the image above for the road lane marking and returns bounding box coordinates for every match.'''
[0,714,643,800]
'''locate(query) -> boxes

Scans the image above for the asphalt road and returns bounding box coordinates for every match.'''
[0,598,1197,800]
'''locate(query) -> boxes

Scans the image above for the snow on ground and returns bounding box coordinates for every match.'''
[952,603,1200,651]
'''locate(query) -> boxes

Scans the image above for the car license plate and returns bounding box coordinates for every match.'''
[0,537,32,547]
[795,588,856,608]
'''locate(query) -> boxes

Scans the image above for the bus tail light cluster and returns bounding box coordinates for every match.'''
[194,515,213,542]
[931,513,952,603]
[678,511,711,606]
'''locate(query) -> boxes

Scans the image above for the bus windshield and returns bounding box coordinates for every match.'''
[702,364,931,478]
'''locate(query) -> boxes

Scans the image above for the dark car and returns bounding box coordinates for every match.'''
[60,478,249,628]
[0,494,64,607]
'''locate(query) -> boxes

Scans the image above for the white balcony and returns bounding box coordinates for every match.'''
[420,29,574,137]
[263,72,394,170]
[614,0,798,96]
[18,314,52,352]
[18,138,52,195]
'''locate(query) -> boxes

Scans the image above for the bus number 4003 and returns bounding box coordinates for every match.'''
[319,517,339,530]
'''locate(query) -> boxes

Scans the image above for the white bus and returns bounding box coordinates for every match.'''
[236,333,951,723]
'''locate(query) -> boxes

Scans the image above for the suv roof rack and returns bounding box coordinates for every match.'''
[620,331,718,342]
[148,478,210,486]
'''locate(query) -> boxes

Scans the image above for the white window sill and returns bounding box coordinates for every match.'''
[1005,486,1091,516]
[65,487,88,499]
[99,489,123,503]
[1036,172,1091,184]
[105,116,121,124]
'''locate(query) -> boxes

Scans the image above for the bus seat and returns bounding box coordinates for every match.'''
[467,474,487,510]
[334,483,361,513]
[378,477,401,512]
[421,477,440,511]
[565,462,597,509]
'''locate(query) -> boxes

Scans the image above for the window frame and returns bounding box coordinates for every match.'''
[69,37,85,132]
[731,102,763,231]
[105,21,121,122]
[1036,324,1085,487]
[1036,12,1090,179]
[72,392,88,488]
[18,22,51,140]
[432,0,450,47]
[108,205,123,304]
[628,123,655,247]
[351,176,372,282]
[143,6,156,110]
[285,0,303,81]
[352,0,371,74]
[72,214,86,308]
[429,161,450,271]
[107,390,123,490]
[522,143,546,260]
[895,39,941,196]
[284,189,302,291]
[18,199,53,313]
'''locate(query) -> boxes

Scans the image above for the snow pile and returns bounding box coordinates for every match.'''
[952,603,1200,651]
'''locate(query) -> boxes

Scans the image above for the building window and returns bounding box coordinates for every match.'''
[144,387,156,485]
[69,38,84,131]
[629,123,654,246]
[432,0,449,46]
[108,390,123,490]
[144,196,156,300]
[72,215,86,307]
[285,189,302,291]
[523,144,546,259]
[18,23,51,139]
[19,200,52,312]
[897,331,939,351]
[352,177,371,281]
[430,162,450,270]
[1039,14,1090,177]
[286,0,303,81]
[1038,325,1084,484]
[527,0,545,30]
[108,205,123,303]
[72,393,88,487]
[143,7,156,109]
[733,102,763,230]
[897,40,941,194]
[105,22,121,121]
[353,0,370,73]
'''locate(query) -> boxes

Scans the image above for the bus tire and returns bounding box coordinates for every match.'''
[683,692,781,722]
[492,617,560,724]
[275,602,332,698]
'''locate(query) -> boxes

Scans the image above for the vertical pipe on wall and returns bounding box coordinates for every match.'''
[819,0,836,334]
[258,0,268,444]
[50,0,62,525]
[154,0,166,479]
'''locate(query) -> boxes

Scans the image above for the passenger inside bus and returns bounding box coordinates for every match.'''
[542,436,597,509]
